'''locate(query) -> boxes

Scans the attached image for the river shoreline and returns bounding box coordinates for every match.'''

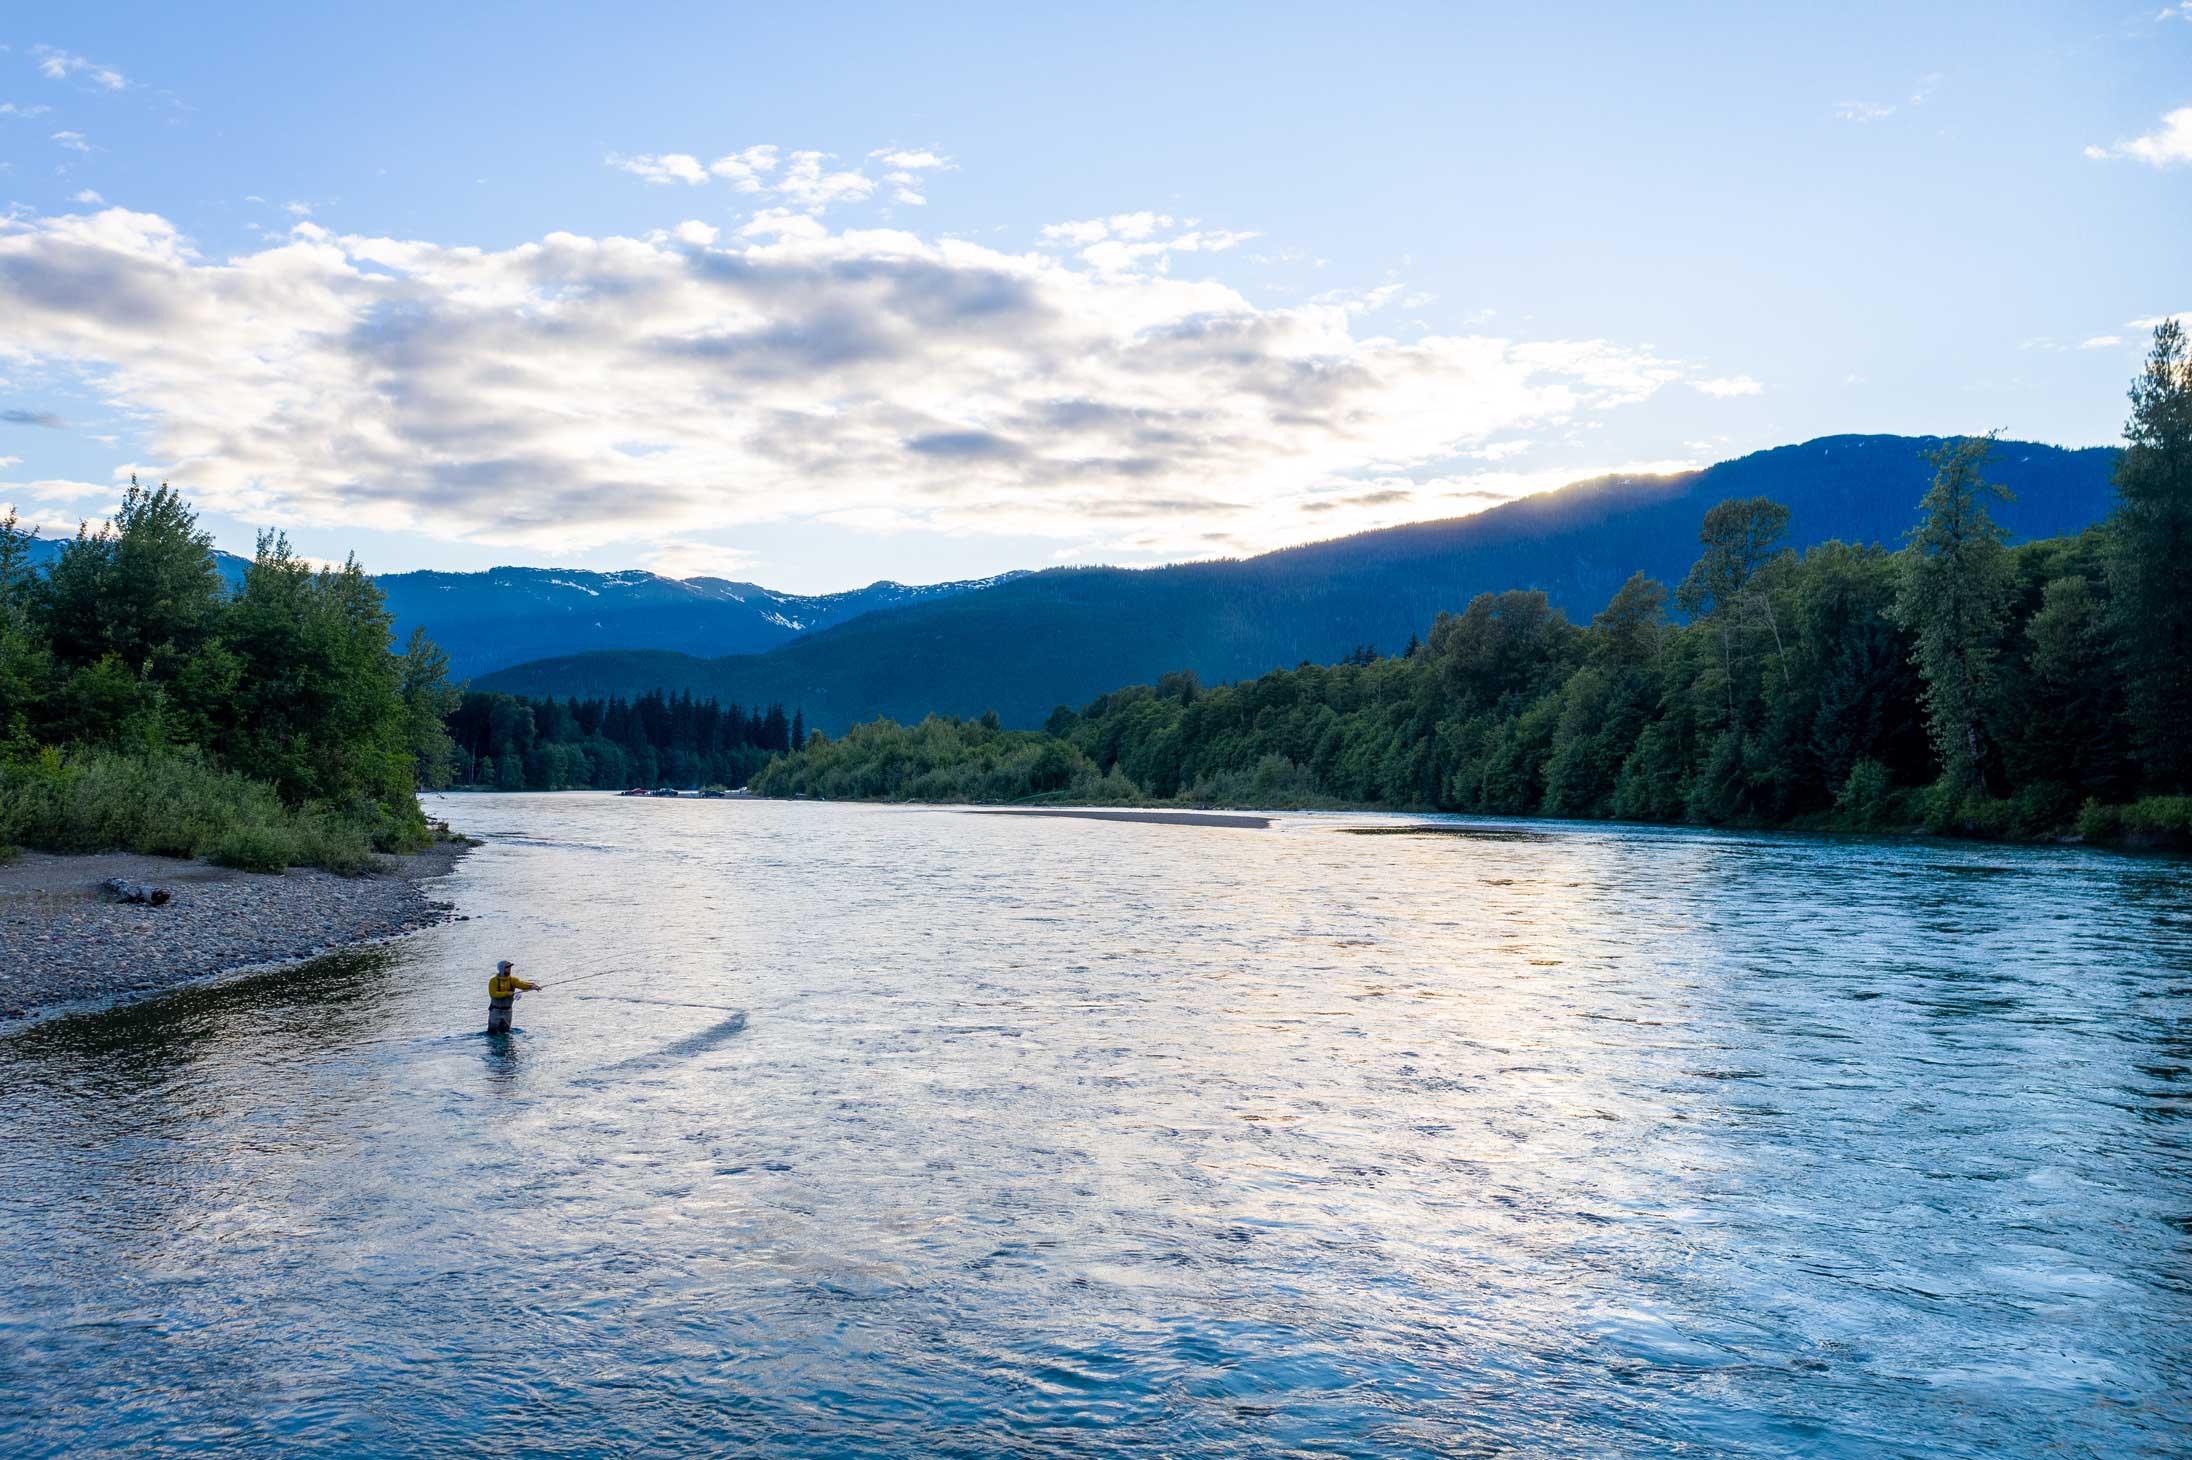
[965,806,1273,829]
[742,793,2190,854]
[0,840,471,1032]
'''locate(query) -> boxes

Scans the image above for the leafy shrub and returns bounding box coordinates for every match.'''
[0,748,392,874]
[209,818,293,873]
[1917,779,2017,839]
[1834,758,1896,828]
[2075,798,2120,842]
[2005,781,2077,837]
[2120,795,2192,846]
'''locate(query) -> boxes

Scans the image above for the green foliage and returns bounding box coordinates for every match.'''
[209,818,304,874]
[1834,758,1896,828]
[398,628,461,790]
[2106,319,2192,789]
[2082,795,2192,847]
[1893,434,2013,794]
[0,747,375,873]
[2121,795,2192,843]
[445,687,793,790]
[750,714,1124,805]
[0,488,453,871]
[41,479,226,672]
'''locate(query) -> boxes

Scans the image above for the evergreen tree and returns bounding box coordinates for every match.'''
[2106,319,2192,789]
[1893,434,2012,798]
[398,627,460,790]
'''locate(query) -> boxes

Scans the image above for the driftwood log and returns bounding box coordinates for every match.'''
[103,878,172,907]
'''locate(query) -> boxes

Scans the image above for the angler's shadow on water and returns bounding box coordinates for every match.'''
[574,1009,749,1085]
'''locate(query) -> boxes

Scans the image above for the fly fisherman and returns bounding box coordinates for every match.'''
[486,960,538,1035]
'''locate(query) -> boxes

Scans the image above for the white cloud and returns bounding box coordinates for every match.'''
[672,219,718,246]
[1692,374,1764,397]
[2084,106,2192,167]
[0,101,53,118]
[893,187,927,206]
[869,148,952,171]
[0,476,115,503]
[1040,213,1257,276]
[642,541,759,580]
[773,151,874,210]
[1467,439,1533,461]
[1041,218,1111,246]
[608,151,709,185]
[2128,312,2191,330]
[284,200,315,217]
[736,207,827,241]
[1074,455,1708,558]
[1834,100,1896,122]
[50,129,89,153]
[708,144,779,191]
[612,143,875,212]
[0,455,20,468]
[71,188,103,204]
[2079,335,2123,349]
[0,203,1696,559]
[32,46,127,90]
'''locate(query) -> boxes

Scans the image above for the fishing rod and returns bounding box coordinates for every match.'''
[538,968,628,990]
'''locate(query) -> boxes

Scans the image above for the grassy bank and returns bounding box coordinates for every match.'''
[0,748,432,874]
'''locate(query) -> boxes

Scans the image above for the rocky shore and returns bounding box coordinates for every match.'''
[0,840,470,1029]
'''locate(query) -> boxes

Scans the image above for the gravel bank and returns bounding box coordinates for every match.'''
[0,840,470,1029]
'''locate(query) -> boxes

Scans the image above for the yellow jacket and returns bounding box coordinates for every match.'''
[488,971,538,1000]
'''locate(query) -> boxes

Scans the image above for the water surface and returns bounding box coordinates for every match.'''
[4,795,2189,1456]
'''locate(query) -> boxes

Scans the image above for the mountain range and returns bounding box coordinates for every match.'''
[18,434,2120,729]
[18,534,1019,680]
[468,434,2122,730]
[372,569,1025,679]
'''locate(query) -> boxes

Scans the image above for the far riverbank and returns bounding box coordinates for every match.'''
[0,840,471,1031]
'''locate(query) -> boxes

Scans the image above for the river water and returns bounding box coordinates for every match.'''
[3,794,2188,1457]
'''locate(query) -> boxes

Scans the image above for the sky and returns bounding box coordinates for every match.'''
[0,2,2185,592]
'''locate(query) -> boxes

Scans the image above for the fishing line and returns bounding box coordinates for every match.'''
[572,995,748,1012]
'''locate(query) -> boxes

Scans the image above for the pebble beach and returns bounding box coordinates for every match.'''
[0,841,470,1029]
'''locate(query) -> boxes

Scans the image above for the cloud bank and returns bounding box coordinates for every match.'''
[0,203,1696,557]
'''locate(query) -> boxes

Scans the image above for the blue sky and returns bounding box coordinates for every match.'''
[1,2,2185,591]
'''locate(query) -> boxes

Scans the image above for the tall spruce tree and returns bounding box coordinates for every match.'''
[2106,319,2192,789]
[1894,433,2011,797]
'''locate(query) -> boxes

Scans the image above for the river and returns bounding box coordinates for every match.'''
[3,794,2188,1457]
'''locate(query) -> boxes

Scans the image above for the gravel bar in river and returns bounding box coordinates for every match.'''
[0,840,469,1029]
